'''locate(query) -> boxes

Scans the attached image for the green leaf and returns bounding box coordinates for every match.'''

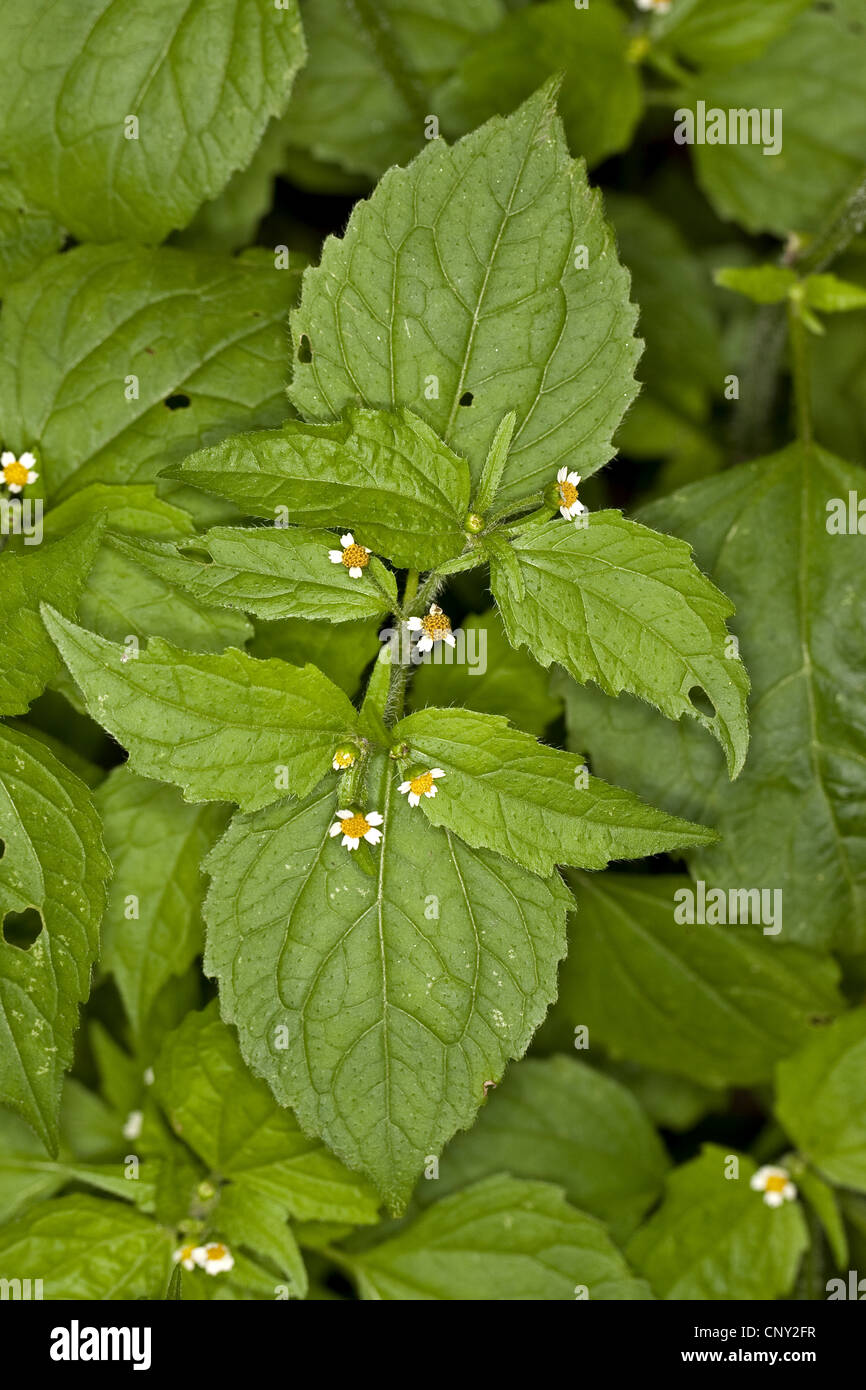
[0,524,104,717]
[714,264,798,305]
[407,608,561,737]
[627,1146,809,1300]
[776,1011,866,1194]
[284,0,504,179]
[348,1176,652,1300]
[793,1164,849,1269]
[609,195,723,423]
[0,1110,65,1223]
[685,11,866,238]
[166,408,471,571]
[417,1056,668,1243]
[216,1182,308,1297]
[559,443,866,952]
[250,617,381,698]
[437,0,643,171]
[0,726,111,1151]
[173,118,291,256]
[492,510,749,775]
[36,483,199,545]
[0,243,302,500]
[0,166,64,293]
[803,273,866,314]
[203,770,570,1211]
[289,84,640,505]
[114,526,398,624]
[655,0,813,68]
[393,707,717,876]
[0,0,306,242]
[42,608,360,811]
[547,873,843,1089]
[96,768,227,1041]
[0,1193,172,1299]
[154,1002,379,1225]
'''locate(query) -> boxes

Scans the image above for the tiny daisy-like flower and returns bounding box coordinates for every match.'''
[122,1109,143,1141]
[406,604,457,653]
[636,0,671,12]
[398,768,445,807]
[332,743,358,771]
[173,1243,201,1272]
[750,1165,797,1208]
[556,467,588,520]
[329,532,371,578]
[329,808,384,850]
[1,450,38,494]
[199,1242,234,1275]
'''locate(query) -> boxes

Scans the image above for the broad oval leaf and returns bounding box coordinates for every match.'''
[627,1145,808,1301]
[776,1011,866,1194]
[42,608,359,811]
[289,84,640,504]
[349,1175,652,1301]
[490,511,750,775]
[0,0,306,242]
[203,773,570,1211]
[0,726,111,1151]
[547,873,844,1088]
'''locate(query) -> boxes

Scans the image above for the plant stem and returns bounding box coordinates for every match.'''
[787,302,813,446]
[795,172,866,275]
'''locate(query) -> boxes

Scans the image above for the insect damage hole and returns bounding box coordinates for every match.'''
[688,686,716,719]
[3,908,44,951]
[164,393,191,410]
[459,391,474,406]
[297,334,313,363]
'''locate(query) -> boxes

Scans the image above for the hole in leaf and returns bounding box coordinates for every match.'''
[298,334,312,363]
[164,393,191,410]
[459,391,474,407]
[0,837,4,860]
[688,686,716,719]
[3,908,44,951]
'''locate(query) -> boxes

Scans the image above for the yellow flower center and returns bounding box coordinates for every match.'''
[558,479,578,507]
[341,813,370,838]
[422,611,451,640]
[3,460,29,488]
[179,1244,196,1262]
[764,1174,788,1195]
[342,544,369,569]
[410,772,435,796]
[205,1243,227,1260]
[333,749,355,768]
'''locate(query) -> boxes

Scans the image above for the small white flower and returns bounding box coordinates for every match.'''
[636,0,671,13]
[329,808,384,850]
[122,1109,143,1141]
[556,467,587,521]
[173,1243,201,1272]
[406,603,457,653]
[199,1242,234,1275]
[750,1165,797,1208]
[143,1067,155,1086]
[398,768,446,807]
[332,744,357,771]
[1,450,38,494]
[328,532,372,579]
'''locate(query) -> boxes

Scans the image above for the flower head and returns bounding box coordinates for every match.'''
[199,1242,234,1275]
[398,768,445,807]
[555,467,587,521]
[332,743,358,771]
[1,451,38,494]
[329,532,371,578]
[406,604,456,653]
[329,808,384,850]
[173,1243,201,1272]
[750,1165,797,1208]
[636,0,671,12]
